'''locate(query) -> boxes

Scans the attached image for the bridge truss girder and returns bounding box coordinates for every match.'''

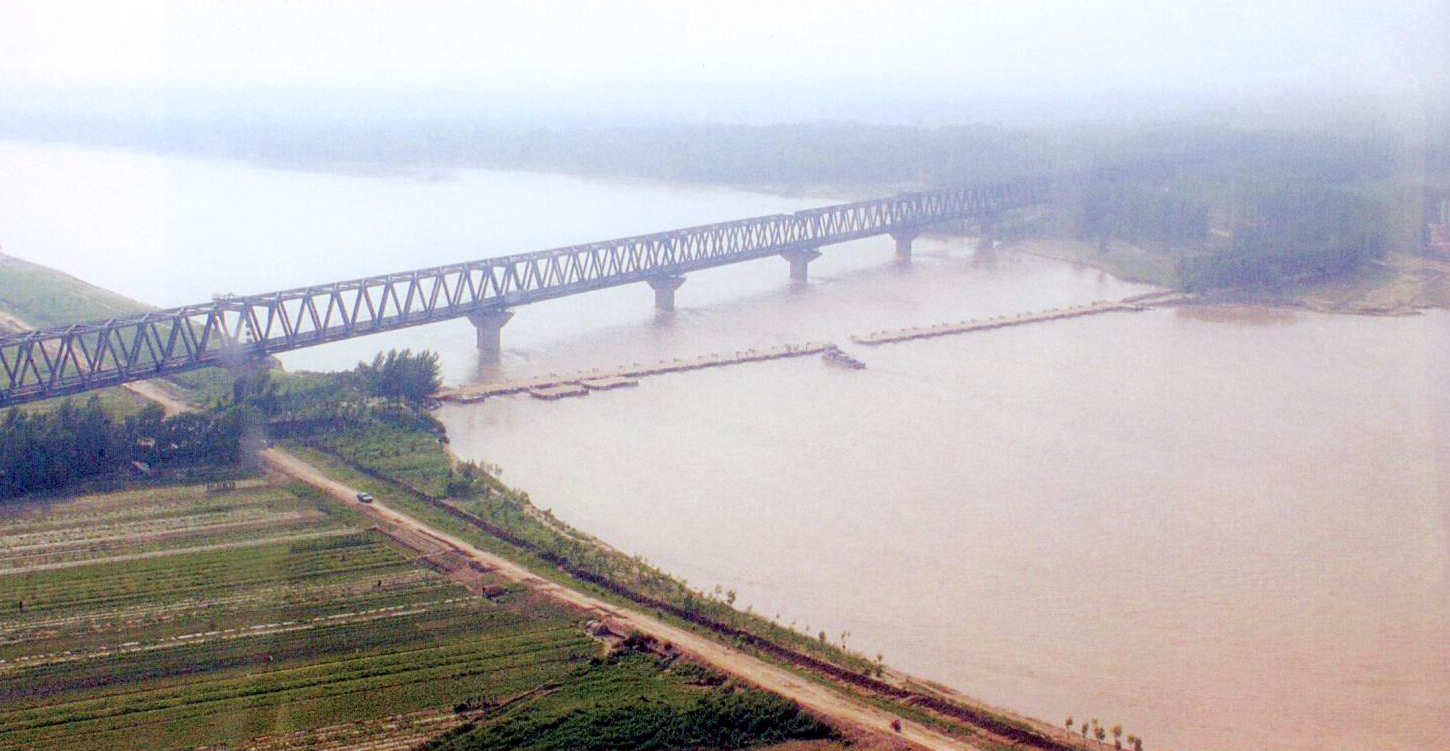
[0,179,1045,407]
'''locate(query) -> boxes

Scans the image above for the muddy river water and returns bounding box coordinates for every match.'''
[3,141,1446,751]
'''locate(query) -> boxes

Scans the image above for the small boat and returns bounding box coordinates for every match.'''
[821,347,866,370]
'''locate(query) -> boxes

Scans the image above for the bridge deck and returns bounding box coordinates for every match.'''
[0,180,1045,407]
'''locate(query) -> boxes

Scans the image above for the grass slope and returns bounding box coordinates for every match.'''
[0,252,239,412]
[0,253,150,329]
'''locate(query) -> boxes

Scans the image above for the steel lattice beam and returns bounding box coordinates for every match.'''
[0,179,1045,407]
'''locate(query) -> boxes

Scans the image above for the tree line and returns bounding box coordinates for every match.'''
[1068,137,1394,291]
[1075,179,1211,248]
[0,399,247,500]
[2,111,1412,194]
[0,348,443,501]
[1179,186,1387,291]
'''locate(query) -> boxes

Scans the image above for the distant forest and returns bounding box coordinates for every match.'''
[1,111,1421,188]
[3,112,1444,290]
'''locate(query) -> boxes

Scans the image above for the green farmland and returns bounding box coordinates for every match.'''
[0,478,841,751]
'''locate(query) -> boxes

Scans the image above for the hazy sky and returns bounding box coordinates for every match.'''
[2,0,1447,123]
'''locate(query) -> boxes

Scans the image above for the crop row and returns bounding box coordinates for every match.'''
[0,503,313,552]
[0,533,409,617]
[0,485,284,536]
[0,514,346,572]
[0,595,542,703]
[2,530,392,602]
[196,708,462,751]
[0,579,469,675]
[5,621,579,722]
[4,513,340,560]
[0,623,591,751]
[0,565,441,642]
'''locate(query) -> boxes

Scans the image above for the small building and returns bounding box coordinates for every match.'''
[1425,192,1450,259]
[1429,227,1450,258]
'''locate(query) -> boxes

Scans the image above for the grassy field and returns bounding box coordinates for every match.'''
[0,250,859,751]
[281,440,882,673]
[305,422,460,498]
[282,413,1100,751]
[1008,238,1182,288]
[0,253,151,329]
[0,478,513,750]
[0,477,844,751]
[0,250,1081,751]
[0,252,239,414]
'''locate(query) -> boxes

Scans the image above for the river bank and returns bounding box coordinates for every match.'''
[0,236,1119,751]
[432,237,1450,751]
[1010,236,1450,316]
[4,140,1447,750]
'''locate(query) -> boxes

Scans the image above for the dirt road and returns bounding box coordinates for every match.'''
[91,361,989,751]
[261,448,986,751]
[0,307,189,418]
[122,379,191,416]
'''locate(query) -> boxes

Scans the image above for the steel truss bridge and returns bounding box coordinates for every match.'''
[0,180,1046,408]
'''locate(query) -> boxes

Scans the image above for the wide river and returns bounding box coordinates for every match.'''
[2,141,1447,751]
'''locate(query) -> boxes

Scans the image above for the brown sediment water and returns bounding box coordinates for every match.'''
[2,140,1445,751]
[848,300,1146,345]
[440,285,1450,751]
[432,244,1450,751]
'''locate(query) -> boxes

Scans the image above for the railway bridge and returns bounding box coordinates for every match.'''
[0,180,1046,408]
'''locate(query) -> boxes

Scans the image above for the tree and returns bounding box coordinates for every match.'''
[232,367,281,414]
[1076,179,1209,251]
[1113,724,1123,748]
[1,399,244,500]
[1180,185,1388,292]
[355,349,442,404]
[1065,716,1075,731]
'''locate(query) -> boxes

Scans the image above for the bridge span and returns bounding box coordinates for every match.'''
[0,180,1046,408]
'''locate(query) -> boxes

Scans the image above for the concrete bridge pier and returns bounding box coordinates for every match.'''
[646,275,686,311]
[977,217,997,251]
[781,248,822,283]
[890,229,920,261]
[468,309,513,355]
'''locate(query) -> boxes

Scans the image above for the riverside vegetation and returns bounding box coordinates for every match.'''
[0,476,837,751]
[0,359,850,750]
[16,119,1419,749]
[8,115,1428,746]
[0,261,848,751]
[1,258,1112,751]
